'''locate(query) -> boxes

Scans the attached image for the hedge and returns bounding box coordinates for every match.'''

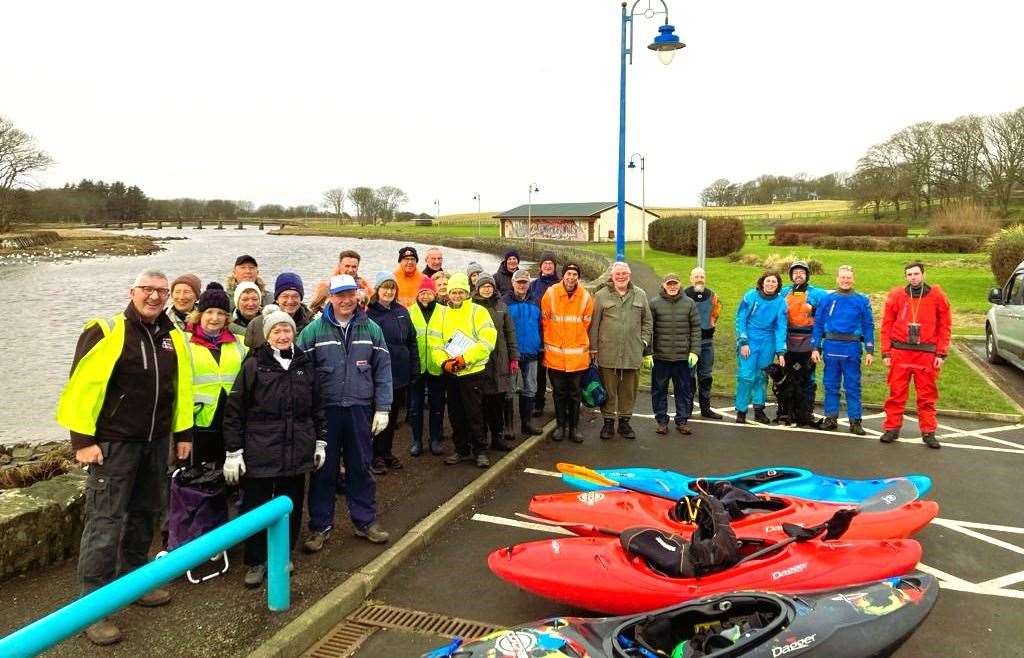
[773,223,907,240]
[988,225,1024,286]
[801,235,985,253]
[416,237,611,281]
[648,216,745,257]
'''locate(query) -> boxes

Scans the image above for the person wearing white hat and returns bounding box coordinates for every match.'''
[296,274,393,548]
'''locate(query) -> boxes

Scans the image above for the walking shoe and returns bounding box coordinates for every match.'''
[655,423,669,435]
[819,416,839,431]
[303,529,330,553]
[409,440,423,456]
[443,452,474,465]
[520,420,542,436]
[490,436,515,452]
[551,427,565,441]
[600,419,616,440]
[700,408,724,420]
[244,564,266,588]
[676,423,693,436]
[570,427,584,443]
[532,408,544,418]
[476,453,491,468]
[384,454,403,470]
[849,420,866,436]
[922,432,941,449]
[85,618,122,646]
[879,429,900,444]
[429,438,444,455]
[134,587,171,607]
[618,418,636,439]
[753,408,772,425]
[735,411,747,424]
[354,522,390,544]
[370,457,388,475]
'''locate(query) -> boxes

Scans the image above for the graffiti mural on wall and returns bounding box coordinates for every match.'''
[505,219,586,241]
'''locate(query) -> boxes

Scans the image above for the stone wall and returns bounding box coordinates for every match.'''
[0,231,61,249]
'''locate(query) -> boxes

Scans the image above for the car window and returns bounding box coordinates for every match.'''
[1009,274,1024,305]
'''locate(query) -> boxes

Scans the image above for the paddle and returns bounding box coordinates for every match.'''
[556,462,686,503]
[513,512,620,537]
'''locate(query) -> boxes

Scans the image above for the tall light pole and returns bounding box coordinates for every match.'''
[615,0,685,262]
[434,199,440,224]
[628,153,646,259]
[526,182,539,241]
[472,193,481,236]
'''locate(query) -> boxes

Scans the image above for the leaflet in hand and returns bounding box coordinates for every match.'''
[444,330,475,358]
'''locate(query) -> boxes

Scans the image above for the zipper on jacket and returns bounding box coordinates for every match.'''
[144,328,159,441]
[140,339,148,370]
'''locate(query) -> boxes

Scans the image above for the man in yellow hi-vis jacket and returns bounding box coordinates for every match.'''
[427,272,497,468]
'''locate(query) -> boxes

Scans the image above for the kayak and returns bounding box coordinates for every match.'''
[561,465,932,503]
[488,535,923,615]
[425,572,938,657]
[527,489,939,540]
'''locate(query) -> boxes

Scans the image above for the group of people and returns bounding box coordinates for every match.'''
[55,243,950,646]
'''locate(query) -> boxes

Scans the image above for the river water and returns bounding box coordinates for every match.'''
[0,228,499,446]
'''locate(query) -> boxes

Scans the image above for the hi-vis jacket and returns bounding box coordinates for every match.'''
[188,333,248,428]
[541,283,594,372]
[426,301,497,376]
[56,305,193,450]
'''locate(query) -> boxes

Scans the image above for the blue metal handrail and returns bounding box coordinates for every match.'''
[0,495,293,658]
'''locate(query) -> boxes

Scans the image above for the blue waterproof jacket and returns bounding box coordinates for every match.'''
[296,304,393,411]
[735,289,787,355]
[810,289,876,354]
[528,273,560,306]
[504,291,543,359]
[367,301,419,389]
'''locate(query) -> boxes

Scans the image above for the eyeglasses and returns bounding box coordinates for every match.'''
[136,286,170,298]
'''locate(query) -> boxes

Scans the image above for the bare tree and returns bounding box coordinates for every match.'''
[934,116,985,203]
[347,186,378,225]
[322,188,345,223]
[889,122,938,217]
[375,185,408,223]
[700,178,735,207]
[980,107,1024,217]
[0,116,55,232]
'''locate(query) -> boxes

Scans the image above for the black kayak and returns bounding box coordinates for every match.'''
[423,572,937,658]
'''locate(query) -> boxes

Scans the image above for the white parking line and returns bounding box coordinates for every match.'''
[977,570,1024,589]
[944,520,1024,534]
[930,518,1024,557]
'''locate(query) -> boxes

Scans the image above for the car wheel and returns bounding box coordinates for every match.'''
[987,326,1006,365]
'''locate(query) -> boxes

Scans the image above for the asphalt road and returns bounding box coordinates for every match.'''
[354,398,1024,658]
[961,337,1024,410]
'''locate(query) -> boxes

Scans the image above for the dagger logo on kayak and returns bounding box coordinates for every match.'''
[772,562,808,580]
[576,492,605,506]
[771,633,816,656]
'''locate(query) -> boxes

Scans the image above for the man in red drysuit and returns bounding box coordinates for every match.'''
[880,261,951,449]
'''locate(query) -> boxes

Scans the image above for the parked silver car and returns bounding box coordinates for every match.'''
[986,261,1024,367]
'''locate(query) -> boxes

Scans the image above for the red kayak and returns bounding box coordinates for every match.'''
[527,490,938,540]
[488,535,923,615]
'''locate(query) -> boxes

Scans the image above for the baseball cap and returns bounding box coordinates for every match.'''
[329,274,358,294]
[235,254,258,267]
[663,272,681,284]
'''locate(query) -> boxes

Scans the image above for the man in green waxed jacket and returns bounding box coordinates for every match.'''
[588,262,653,440]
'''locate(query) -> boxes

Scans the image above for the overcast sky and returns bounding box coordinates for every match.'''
[4,0,1023,213]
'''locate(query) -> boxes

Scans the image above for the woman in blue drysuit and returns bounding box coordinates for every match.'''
[734,271,788,423]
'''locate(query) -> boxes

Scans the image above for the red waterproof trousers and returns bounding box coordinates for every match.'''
[883,349,938,433]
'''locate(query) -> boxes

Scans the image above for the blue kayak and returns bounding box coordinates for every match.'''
[561,466,932,503]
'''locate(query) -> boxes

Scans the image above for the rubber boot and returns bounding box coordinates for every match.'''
[569,403,584,443]
[490,416,514,451]
[502,397,517,443]
[519,396,542,435]
[552,398,565,441]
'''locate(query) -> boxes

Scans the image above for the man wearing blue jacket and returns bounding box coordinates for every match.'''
[734,272,788,424]
[298,274,393,550]
[780,261,829,425]
[811,265,875,435]
[505,269,544,436]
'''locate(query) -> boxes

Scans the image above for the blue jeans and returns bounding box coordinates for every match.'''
[652,359,693,426]
[408,374,446,447]
[517,358,538,398]
[308,405,376,532]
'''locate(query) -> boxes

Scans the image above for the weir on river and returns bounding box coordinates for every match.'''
[0,228,499,446]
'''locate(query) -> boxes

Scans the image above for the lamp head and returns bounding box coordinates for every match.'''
[648,24,685,65]
[628,161,636,169]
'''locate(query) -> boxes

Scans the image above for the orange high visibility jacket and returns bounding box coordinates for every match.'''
[541,282,594,373]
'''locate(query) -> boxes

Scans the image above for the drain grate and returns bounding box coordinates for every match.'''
[302,620,377,658]
[347,602,503,640]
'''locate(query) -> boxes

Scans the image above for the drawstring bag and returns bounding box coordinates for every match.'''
[158,463,230,583]
[581,363,608,408]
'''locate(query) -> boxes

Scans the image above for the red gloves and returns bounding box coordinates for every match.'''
[509,359,520,375]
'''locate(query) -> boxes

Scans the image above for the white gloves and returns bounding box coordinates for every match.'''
[371,411,390,435]
[223,449,246,485]
[313,440,327,470]
[688,352,699,368]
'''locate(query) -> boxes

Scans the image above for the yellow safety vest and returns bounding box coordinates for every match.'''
[188,339,247,428]
[426,302,496,377]
[55,313,193,436]
[408,303,435,376]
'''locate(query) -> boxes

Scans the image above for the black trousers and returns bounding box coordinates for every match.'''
[534,361,548,411]
[445,372,488,457]
[241,474,305,566]
[79,435,168,595]
[548,369,583,428]
[373,385,407,458]
[482,392,506,440]
[782,350,817,422]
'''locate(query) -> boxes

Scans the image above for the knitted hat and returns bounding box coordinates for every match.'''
[374,271,398,289]
[539,252,557,267]
[466,261,484,277]
[398,246,419,262]
[274,272,304,300]
[503,249,521,261]
[562,262,582,277]
[418,277,437,293]
[448,273,471,293]
[329,274,358,294]
[197,282,231,314]
[171,273,201,298]
[512,269,531,283]
[233,281,262,308]
[262,309,296,340]
[475,274,496,290]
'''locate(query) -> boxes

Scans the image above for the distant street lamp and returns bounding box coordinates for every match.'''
[472,193,481,236]
[615,0,685,261]
[434,199,440,224]
[628,153,647,259]
[527,183,540,241]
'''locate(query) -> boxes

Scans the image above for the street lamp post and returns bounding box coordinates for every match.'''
[434,199,440,225]
[615,0,685,262]
[527,182,539,241]
[628,153,646,259]
[472,193,481,236]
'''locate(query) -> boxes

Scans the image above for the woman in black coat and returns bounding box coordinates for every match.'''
[366,273,419,475]
[222,310,327,588]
